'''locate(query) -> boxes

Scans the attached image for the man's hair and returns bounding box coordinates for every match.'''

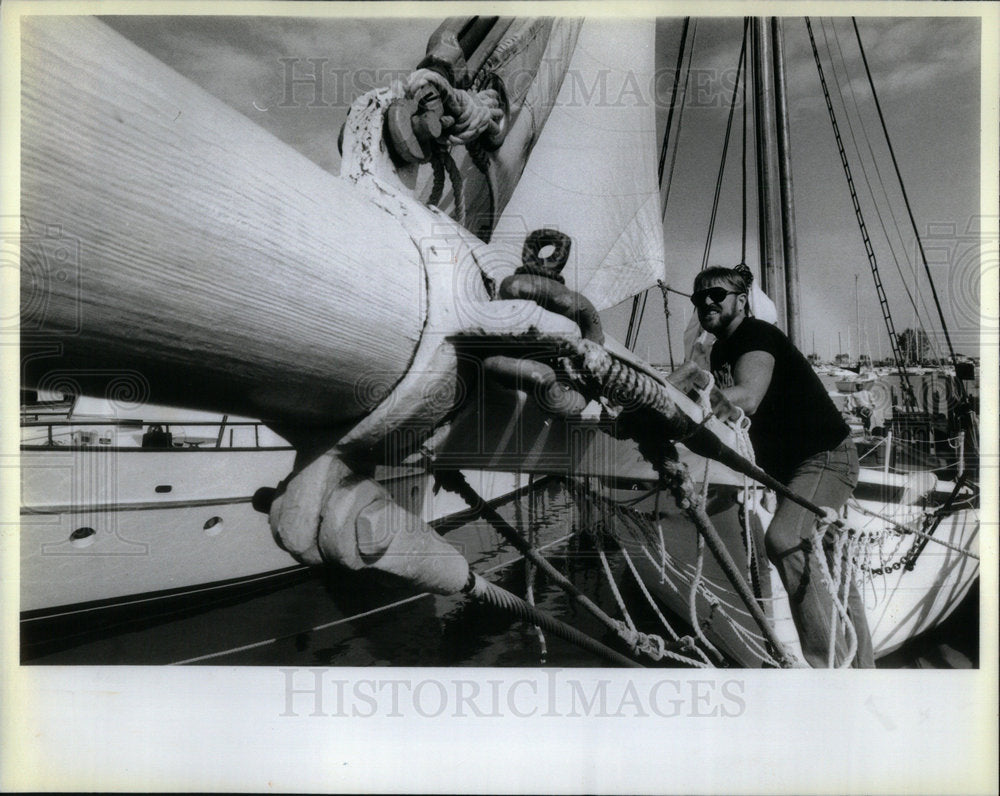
[693,264,754,295]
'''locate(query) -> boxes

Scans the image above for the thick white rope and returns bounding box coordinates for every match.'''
[812,520,859,668]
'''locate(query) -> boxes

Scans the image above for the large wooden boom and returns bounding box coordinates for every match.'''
[21,16,427,424]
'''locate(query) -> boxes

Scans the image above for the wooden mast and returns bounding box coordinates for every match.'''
[751,17,800,343]
[20,17,431,425]
[750,18,786,331]
[771,17,802,347]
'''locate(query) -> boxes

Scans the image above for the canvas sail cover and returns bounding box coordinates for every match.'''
[490,19,665,311]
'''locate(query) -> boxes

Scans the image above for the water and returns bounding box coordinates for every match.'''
[25,479,977,668]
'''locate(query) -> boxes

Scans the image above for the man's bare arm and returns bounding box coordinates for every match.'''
[720,350,774,414]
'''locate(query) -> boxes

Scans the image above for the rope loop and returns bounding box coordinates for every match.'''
[406,68,505,146]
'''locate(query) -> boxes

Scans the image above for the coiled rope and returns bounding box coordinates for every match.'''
[404,67,503,224]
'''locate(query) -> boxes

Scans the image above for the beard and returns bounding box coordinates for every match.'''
[697,303,738,335]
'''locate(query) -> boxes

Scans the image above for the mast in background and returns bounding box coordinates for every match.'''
[752,17,799,343]
[771,18,802,346]
[751,19,786,332]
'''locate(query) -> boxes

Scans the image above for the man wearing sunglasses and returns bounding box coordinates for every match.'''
[690,265,874,668]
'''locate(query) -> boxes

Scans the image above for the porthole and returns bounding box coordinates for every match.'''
[70,526,97,548]
[203,516,224,536]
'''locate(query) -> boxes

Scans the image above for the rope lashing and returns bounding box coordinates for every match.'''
[463,573,643,668]
[479,330,818,519]
[656,280,677,371]
[407,68,505,145]
[427,145,466,225]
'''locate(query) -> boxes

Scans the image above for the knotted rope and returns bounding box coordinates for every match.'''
[407,68,505,145]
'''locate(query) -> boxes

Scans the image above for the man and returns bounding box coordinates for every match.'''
[691,264,874,668]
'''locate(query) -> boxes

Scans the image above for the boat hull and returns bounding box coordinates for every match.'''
[599,466,979,666]
[19,442,527,658]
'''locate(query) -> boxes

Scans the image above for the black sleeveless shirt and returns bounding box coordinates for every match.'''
[710,318,849,483]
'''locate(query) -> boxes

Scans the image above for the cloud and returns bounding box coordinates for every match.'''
[101,16,441,174]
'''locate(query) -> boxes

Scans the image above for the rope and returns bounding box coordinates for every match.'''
[439,470,672,663]
[635,541,726,664]
[741,34,748,265]
[658,17,691,184]
[402,68,498,226]
[851,18,972,409]
[732,408,765,606]
[701,18,750,270]
[571,480,727,665]
[822,20,942,363]
[811,521,858,668]
[849,501,980,560]
[661,20,699,219]
[596,548,671,663]
[804,18,920,412]
[468,575,644,668]
[619,546,713,668]
[688,527,718,655]
[407,68,504,144]
[484,329,837,521]
[657,280,677,370]
[524,473,548,660]
[658,456,795,666]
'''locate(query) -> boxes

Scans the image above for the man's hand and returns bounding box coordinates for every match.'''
[709,386,742,423]
[667,361,741,422]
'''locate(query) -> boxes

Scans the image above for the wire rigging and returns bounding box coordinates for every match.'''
[804,17,919,411]
[820,20,942,362]
[701,18,751,271]
[661,20,700,219]
[850,16,976,451]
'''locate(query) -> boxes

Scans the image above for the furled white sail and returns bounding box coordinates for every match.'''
[490,19,665,311]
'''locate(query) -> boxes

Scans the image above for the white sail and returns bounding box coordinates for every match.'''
[490,20,665,310]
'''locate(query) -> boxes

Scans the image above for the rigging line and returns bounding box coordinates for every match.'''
[822,20,942,361]
[630,289,651,353]
[661,20,700,219]
[821,23,931,346]
[701,18,751,271]
[625,294,641,350]
[851,17,970,396]
[658,281,677,370]
[658,17,691,185]
[632,18,693,355]
[741,33,749,265]
[826,21,934,335]
[804,17,919,411]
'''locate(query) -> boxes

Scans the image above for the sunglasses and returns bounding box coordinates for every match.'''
[691,287,739,307]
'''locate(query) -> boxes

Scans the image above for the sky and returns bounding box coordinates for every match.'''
[103,11,985,363]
